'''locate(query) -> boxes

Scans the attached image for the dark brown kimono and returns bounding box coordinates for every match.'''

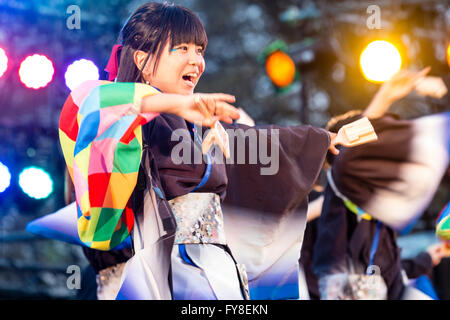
[83,114,330,299]
[313,112,449,300]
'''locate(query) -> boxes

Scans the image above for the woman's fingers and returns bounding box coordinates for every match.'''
[391,67,430,86]
[401,67,430,86]
[416,66,431,79]
[328,131,340,155]
[329,144,340,155]
[412,66,431,86]
[195,93,240,122]
[215,101,240,119]
[194,94,213,119]
[208,93,236,103]
[223,116,233,124]
[201,116,218,128]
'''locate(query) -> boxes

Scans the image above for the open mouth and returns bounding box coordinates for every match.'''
[182,72,198,87]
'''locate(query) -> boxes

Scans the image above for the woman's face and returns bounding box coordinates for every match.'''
[144,41,205,95]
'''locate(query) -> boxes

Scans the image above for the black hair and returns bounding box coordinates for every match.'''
[116,2,208,83]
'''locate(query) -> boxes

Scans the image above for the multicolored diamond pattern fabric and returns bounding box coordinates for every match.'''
[59,80,160,250]
[436,202,450,241]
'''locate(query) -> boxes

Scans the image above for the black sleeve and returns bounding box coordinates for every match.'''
[312,185,350,278]
[223,123,330,216]
[401,252,433,279]
[82,247,133,274]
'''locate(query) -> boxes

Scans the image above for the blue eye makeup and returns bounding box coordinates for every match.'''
[170,45,204,54]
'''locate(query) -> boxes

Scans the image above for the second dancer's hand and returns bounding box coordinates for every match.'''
[328,131,340,155]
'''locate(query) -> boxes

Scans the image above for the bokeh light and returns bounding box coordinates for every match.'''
[265,50,296,88]
[447,43,450,68]
[65,59,99,91]
[360,40,402,83]
[19,54,54,89]
[0,48,8,79]
[18,167,53,199]
[0,161,11,193]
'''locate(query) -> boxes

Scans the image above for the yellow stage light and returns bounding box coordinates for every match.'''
[265,50,296,88]
[360,40,402,83]
[447,43,450,67]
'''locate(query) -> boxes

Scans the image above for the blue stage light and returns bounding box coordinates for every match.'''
[18,167,53,199]
[0,161,11,193]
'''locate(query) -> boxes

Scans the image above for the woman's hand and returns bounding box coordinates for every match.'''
[363,67,431,119]
[380,67,431,103]
[328,131,340,155]
[189,93,240,126]
[140,92,240,127]
[426,243,447,267]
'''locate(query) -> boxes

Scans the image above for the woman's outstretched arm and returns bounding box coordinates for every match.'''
[140,92,240,127]
[363,67,430,119]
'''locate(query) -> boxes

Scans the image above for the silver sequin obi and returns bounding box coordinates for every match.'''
[168,193,227,245]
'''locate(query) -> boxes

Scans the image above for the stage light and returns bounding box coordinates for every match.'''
[65,59,99,91]
[19,54,54,89]
[360,40,402,83]
[265,50,297,88]
[0,161,11,193]
[447,43,449,68]
[18,167,53,199]
[0,48,7,79]
[259,40,300,93]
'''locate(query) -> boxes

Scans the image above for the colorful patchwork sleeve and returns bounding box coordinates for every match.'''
[58,80,160,250]
[436,202,450,241]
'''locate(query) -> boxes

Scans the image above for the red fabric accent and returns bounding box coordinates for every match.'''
[105,44,123,81]
[59,95,79,141]
[120,113,159,144]
[123,199,135,233]
[87,172,111,207]
[120,119,139,144]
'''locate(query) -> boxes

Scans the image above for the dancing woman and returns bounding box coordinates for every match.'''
[57,2,343,300]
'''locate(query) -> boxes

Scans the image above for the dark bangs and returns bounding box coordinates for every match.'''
[166,6,208,51]
[116,2,207,83]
